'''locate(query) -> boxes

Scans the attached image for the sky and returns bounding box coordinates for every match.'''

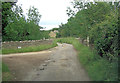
[16,0,73,30]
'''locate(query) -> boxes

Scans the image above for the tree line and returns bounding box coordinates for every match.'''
[57,1,119,61]
[2,2,50,41]
[1,1,119,61]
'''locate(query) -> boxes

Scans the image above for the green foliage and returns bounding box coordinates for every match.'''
[27,6,41,25]
[40,30,50,39]
[57,2,119,80]
[58,2,118,60]
[91,10,118,59]
[2,3,44,41]
[2,2,13,35]
[56,37,118,81]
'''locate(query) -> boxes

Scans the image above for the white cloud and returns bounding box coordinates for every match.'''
[16,0,73,30]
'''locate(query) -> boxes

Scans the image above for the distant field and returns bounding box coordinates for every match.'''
[2,39,53,49]
[2,39,57,54]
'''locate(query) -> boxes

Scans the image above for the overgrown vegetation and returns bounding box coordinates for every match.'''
[57,37,118,81]
[57,1,118,59]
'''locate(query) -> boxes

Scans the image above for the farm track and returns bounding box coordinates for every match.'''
[2,43,90,81]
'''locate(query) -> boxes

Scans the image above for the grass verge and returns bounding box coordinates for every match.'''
[2,62,12,81]
[56,37,118,81]
[2,40,57,54]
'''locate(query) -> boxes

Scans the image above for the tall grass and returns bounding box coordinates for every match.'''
[2,40,57,54]
[56,37,118,81]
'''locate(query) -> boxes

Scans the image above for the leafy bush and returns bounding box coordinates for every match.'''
[2,3,45,41]
[58,2,118,62]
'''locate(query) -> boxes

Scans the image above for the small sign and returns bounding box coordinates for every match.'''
[18,46,21,49]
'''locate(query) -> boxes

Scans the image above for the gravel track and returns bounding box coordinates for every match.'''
[2,43,90,81]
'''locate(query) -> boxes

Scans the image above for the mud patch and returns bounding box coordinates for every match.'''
[2,51,51,81]
[60,58,68,61]
[61,64,67,67]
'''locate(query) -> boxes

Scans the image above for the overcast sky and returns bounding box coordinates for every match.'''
[16,0,73,30]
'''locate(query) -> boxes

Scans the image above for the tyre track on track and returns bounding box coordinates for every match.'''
[2,43,90,81]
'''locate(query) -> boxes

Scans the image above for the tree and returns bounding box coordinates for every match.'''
[0,1,2,37]
[58,1,118,60]
[2,2,13,35]
[3,5,43,41]
[27,6,41,25]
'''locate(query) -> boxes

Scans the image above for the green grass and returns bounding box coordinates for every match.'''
[2,62,12,81]
[2,40,57,54]
[2,63,9,72]
[56,37,118,81]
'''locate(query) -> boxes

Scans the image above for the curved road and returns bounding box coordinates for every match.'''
[3,43,90,81]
